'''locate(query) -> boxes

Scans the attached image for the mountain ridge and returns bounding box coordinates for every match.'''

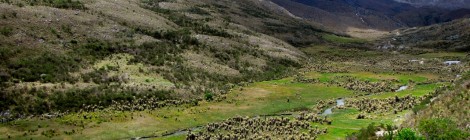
[394,0,470,9]
[270,0,470,32]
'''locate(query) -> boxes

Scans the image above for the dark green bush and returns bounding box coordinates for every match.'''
[204,91,214,101]
[418,118,469,140]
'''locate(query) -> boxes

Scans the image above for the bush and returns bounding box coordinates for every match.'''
[9,51,80,83]
[396,128,423,140]
[418,118,469,140]
[205,91,214,101]
[0,27,13,36]
[346,123,380,140]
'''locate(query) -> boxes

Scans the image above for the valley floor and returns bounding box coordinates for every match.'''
[0,46,467,140]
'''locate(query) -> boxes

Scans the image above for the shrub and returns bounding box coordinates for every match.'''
[28,0,86,9]
[346,123,379,140]
[205,91,214,101]
[188,7,210,15]
[9,51,80,83]
[0,27,13,36]
[1,85,173,115]
[418,118,469,140]
[396,128,423,140]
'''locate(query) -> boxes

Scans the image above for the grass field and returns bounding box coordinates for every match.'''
[322,34,368,44]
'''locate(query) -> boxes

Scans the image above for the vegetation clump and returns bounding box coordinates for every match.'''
[328,76,400,93]
[345,95,423,114]
[25,0,86,9]
[418,118,469,140]
[187,116,327,140]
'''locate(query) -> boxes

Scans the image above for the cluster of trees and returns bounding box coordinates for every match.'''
[345,95,421,114]
[0,39,120,84]
[328,76,400,94]
[1,0,86,9]
[188,116,327,140]
[7,52,80,83]
[0,85,172,119]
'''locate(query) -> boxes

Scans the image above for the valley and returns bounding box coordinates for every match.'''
[0,0,469,139]
[1,45,467,139]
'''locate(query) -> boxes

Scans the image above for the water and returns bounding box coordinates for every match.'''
[322,99,344,115]
[322,108,333,115]
[336,99,345,106]
[396,86,408,92]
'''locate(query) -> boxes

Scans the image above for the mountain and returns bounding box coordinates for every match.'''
[394,0,470,9]
[270,0,470,31]
[0,0,348,117]
[378,18,470,52]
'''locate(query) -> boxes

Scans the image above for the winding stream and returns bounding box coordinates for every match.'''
[322,99,345,115]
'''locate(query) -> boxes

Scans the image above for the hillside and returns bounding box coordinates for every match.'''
[0,0,341,118]
[378,18,470,52]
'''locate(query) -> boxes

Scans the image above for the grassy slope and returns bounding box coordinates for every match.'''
[403,70,470,132]
[0,0,321,118]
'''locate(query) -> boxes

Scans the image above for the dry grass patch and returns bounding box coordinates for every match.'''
[182,51,240,76]
[88,53,175,90]
[87,0,176,31]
